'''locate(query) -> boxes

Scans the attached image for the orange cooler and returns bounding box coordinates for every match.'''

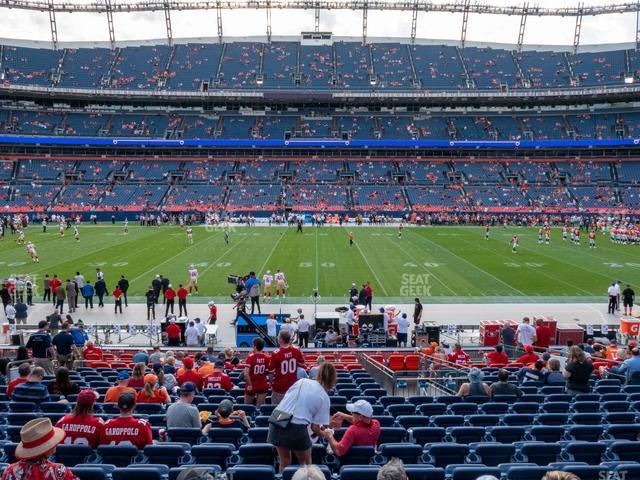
[620,318,640,337]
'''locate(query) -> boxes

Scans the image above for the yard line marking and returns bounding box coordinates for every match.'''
[376,231,457,296]
[257,228,287,277]
[406,229,527,297]
[315,228,319,290]
[197,233,253,279]
[131,230,222,284]
[344,227,389,296]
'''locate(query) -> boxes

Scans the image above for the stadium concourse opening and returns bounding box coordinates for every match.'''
[1,3,640,478]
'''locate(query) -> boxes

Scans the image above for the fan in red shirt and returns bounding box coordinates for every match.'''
[49,276,61,297]
[244,337,270,407]
[534,318,553,351]
[484,345,509,366]
[448,343,470,365]
[177,357,203,390]
[515,345,540,365]
[166,317,181,347]
[177,285,189,317]
[101,391,152,450]
[208,301,217,324]
[202,360,234,391]
[56,389,105,448]
[268,330,305,404]
[6,363,30,396]
[82,341,103,360]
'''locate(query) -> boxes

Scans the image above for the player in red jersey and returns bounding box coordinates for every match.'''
[56,389,104,448]
[101,392,152,450]
[202,360,234,392]
[244,337,270,407]
[589,230,596,249]
[268,330,305,404]
[484,225,490,240]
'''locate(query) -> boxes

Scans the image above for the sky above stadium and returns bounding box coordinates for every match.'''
[0,0,636,46]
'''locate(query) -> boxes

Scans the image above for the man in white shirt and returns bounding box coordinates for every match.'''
[345,306,355,334]
[380,307,390,332]
[297,314,310,348]
[266,314,278,340]
[184,320,200,347]
[194,317,206,346]
[396,312,410,347]
[281,319,297,342]
[516,317,537,348]
[5,303,16,324]
[608,283,618,314]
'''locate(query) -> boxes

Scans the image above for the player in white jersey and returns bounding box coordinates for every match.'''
[186,227,193,244]
[511,235,518,253]
[274,269,287,298]
[26,242,38,262]
[123,219,129,234]
[16,230,25,245]
[73,226,80,242]
[41,218,47,233]
[262,270,273,301]
[188,264,199,293]
[59,222,65,236]
[397,223,403,239]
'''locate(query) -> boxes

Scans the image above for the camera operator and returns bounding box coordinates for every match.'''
[245,272,261,314]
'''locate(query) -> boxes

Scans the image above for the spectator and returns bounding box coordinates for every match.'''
[309,356,325,379]
[82,340,102,359]
[136,374,171,404]
[292,466,327,480]
[48,367,80,398]
[146,286,156,320]
[54,281,66,314]
[52,323,77,370]
[245,272,261,314]
[94,277,107,308]
[14,300,27,325]
[561,339,575,357]
[602,347,640,382]
[184,321,199,347]
[176,468,215,480]
[456,367,491,398]
[448,343,470,365]
[534,318,553,351]
[323,399,380,456]
[202,359,233,391]
[489,369,523,398]
[516,317,537,349]
[166,316,181,346]
[267,314,278,340]
[128,362,146,389]
[518,359,546,383]
[153,362,176,391]
[6,362,31,397]
[207,301,217,325]
[56,389,104,448]
[70,321,89,349]
[298,314,310,348]
[484,345,509,366]
[377,459,408,480]
[82,281,94,309]
[515,345,539,365]
[118,275,130,307]
[269,330,305,404]
[102,392,153,449]
[104,371,136,403]
[244,337,269,407]
[164,284,176,316]
[223,347,240,367]
[2,418,77,480]
[541,472,580,480]
[205,399,250,431]
[148,346,163,365]
[267,362,337,472]
[194,318,206,347]
[113,286,123,314]
[47,308,61,337]
[177,284,188,317]
[396,313,410,347]
[500,323,516,352]
[25,320,55,375]
[623,284,635,316]
[177,357,203,390]
[12,367,50,404]
[65,279,76,314]
[132,349,149,364]
[5,303,16,324]
[413,298,423,325]
[564,345,594,394]
[544,359,565,385]
[166,382,201,429]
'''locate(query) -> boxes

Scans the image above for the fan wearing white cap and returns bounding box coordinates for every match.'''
[3,417,78,480]
[321,399,380,457]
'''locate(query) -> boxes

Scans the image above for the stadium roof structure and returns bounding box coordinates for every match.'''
[4,0,640,52]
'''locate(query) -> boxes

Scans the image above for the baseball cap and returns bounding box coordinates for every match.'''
[346,399,373,418]
[524,345,534,353]
[214,359,225,368]
[217,399,233,417]
[180,382,197,394]
[118,392,136,409]
[183,357,194,369]
[117,371,131,380]
[144,374,157,385]
[77,389,98,406]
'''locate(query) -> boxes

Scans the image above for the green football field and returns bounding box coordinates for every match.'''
[0,224,638,304]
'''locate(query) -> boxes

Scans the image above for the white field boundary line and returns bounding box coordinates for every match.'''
[344,227,390,296]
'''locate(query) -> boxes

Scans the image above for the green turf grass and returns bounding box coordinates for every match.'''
[0,224,637,304]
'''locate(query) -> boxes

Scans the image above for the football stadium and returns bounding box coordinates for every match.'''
[0,0,640,479]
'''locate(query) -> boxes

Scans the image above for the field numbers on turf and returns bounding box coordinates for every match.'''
[86,262,129,267]
[299,262,313,268]
[404,262,417,267]
[320,262,335,268]
[216,262,231,267]
[504,262,545,268]
[603,262,640,268]
[423,262,442,268]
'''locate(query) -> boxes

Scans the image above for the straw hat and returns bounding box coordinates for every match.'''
[15,418,65,460]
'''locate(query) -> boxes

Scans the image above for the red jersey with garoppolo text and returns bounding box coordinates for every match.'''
[268,345,305,393]
[245,352,270,393]
[56,414,105,448]
[202,372,233,391]
[101,416,152,450]
[448,350,470,365]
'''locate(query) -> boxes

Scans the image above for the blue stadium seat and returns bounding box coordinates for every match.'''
[259,405,276,415]
[535,413,570,425]
[574,394,600,402]
[142,444,189,468]
[110,467,162,480]
[571,401,601,413]
[208,427,244,447]
[605,413,637,424]
[547,394,573,403]
[511,403,539,414]
[404,465,445,480]
[378,427,407,444]
[247,427,269,443]
[602,401,631,413]
[167,428,205,444]
[562,465,609,480]
[422,443,469,468]
[540,402,570,413]
[380,396,406,407]
[410,427,446,445]
[446,427,485,444]
[282,465,332,480]
[606,424,640,440]
[190,444,235,468]
[148,414,167,426]
[608,441,640,462]
[378,443,423,464]
[374,416,396,427]
[169,466,221,480]
[600,393,629,402]
[340,465,379,480]
[338,446,376,467]
[505,466,551,480]
[434,396,459,405]
[226,465,276,480]
[54,444,94,466]
[614,464,640,480]
[515,443,562,465]
[431,415,465,428]
[527,426,566,442]
[468,443,516,466]
[449,403,477,416]
[485,426,526,443]
[238,444,276,466]
[9,402,38,413]
[254,416,270,427]
[407,396,433,406]
[503,414,535,426]
[41,402,70,413]
[491,395,518,403]
[417,404,446,416]
[387,405,416,417]
[7,413,39,426]
[571,413,602,425]
[479,402,509,415]
[396,416,430,429]
[566,425,604,442]
[451,466,501,480]
[563,442,608,465]
[71,467,110,480]
[96,445,140,467]
[466,415,501,427]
